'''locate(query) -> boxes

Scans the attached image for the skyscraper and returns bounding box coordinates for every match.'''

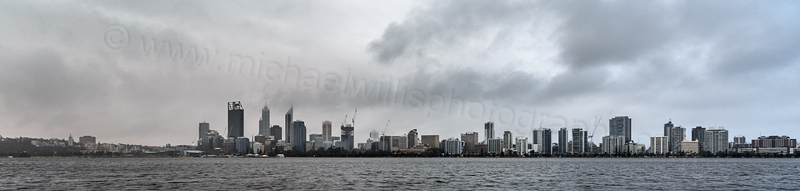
[291,120,307,152]
[515,136,528,154]
[407,129,419,148]
[285,106,293,144]
[503,131,513,150]
[670,126,685,153]
[704,127,728,154]
[488,138,502,154]
[421,135,440,148]
[68,134,74,147]
[322,121,332,141]
[341,124,354,150]
[199,121,210,140]
[270,125,282,141]
[540,128,552,155]
[484,122,494,142]
[259,104,270,136]
[691,126,706,151]
[602,135,625,155]
[572,128,587,154]
[227,101,244,138]
[664,120,674,151]
[650,134,668,154]
[609,116,632,142]
[558,128,568,154]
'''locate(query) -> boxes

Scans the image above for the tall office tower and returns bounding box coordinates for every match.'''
[285,106,293,144]
[602,135,625,155]
[68,134,74,147]
[703,127,729,154]
[650,134,669,154]
[664,120,674,151]
[484,122,494,142]
[227,101,244,138]
[609,116,632,142]
[407,129,419,148]
[442,138,463,155]
[691,126,706,151]
[259,104,270,136]
[670,126,685,153]
[270,125,282,141]
[199,122,210,140]
[341,124,354,150]
[461,132,478,153]
[488,138,502,154]
[421,135,440,148]
[503,131,513,150]
[515,136,528,154]
[322,121,332,141]
[558,128,568,154]
[291,120,307,152]
[572,128,587,154]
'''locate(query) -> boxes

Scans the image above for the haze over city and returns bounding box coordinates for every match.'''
[1,1,799,147]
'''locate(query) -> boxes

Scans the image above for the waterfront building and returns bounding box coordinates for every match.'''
[650,135,668,154]
[488,138,502,154]
[670,126,685,153]
[68,134,74,147]
[558,128,568,154]
[235,137,249,154]
[664,120,674,152]
[704,127,728,154]
[291,120,306,152]
[515,136,528,155]
[752,135,797,154]
[503,131,513,150]
[602,135,625,155]
[421,135,440,148]
[532,128,552,154]
[691,126,706,151]
[408,129,419,148]
[681,140,700,154]
[571,128,587,154]
[442,138,463,155]
[485,122,494,142]
[310,133,324,150]
[391,135,408,150]
[79,136,96,144]
[461,132,478,154]
[227,101,245,138]
[259,104,270,136]
[609,116,632,142]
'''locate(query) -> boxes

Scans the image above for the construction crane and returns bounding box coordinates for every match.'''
[588,115,603,141]
[382,119,390,136]
[342,114,348,126]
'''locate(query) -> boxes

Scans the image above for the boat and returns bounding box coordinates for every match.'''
[276,154,285,158]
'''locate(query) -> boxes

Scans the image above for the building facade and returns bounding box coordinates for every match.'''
[650,135,668,155]
[341,124,354,150]
[408,129,419,148]
[488,138,502,154]
[691,126,706,151]
[442,138,463,155]
[291,120,306,152]
[503,131,513,151]
[322,121,332,141]
[259,104,270,136]
[609,116,632,142]
[558,128,568,154]
[270,125,282,141]
[670,126,685,153]
[572,128,587,154]
[484,122,494,143]
[285,106,293,144]
[421,135,440,148]
[227,101,244,138]
[703,127,728,154]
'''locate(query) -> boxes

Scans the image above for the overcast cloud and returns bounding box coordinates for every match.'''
[1,1,798,147]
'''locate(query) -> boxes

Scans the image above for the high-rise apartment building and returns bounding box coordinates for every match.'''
[515,136,528,154]
[442,138,463,155]
[227,101,244,138]
[703,127,728,154]
[572,128,587,154]
[602,135,625,155]
[670,126,685,153]
[609,116,632,142]
[664,120,674,151]
[488,138,502,154]
[558,128,568,154]
[484,122,494,142]
[650,134,668,154]
[692,126,706,151]
[503,131,513,150]
[461,132,478,153]
[532,128,552,154]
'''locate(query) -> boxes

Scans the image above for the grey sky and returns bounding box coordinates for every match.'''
[1,1,798,147]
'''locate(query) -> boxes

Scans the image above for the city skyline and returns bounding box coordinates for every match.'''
[1,1,799,147]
